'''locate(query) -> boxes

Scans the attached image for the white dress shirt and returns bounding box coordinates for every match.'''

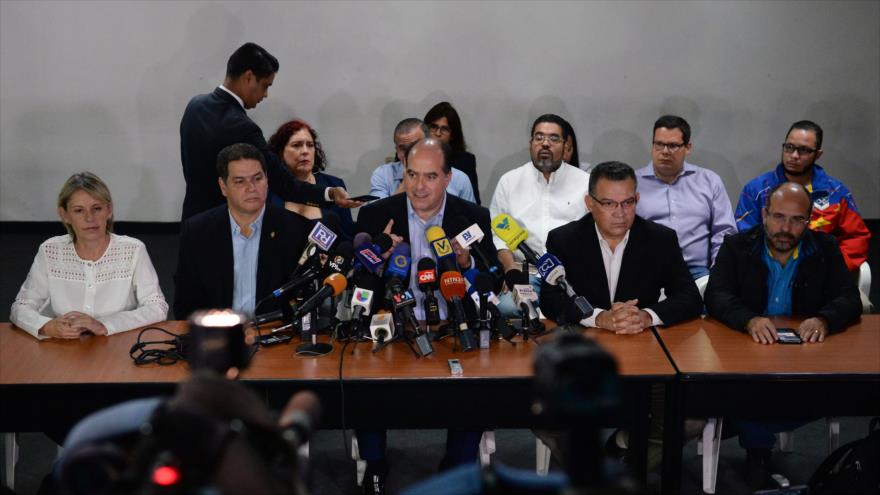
[581,224,662,328]
[10,234,168,339]
[490,162,590,263]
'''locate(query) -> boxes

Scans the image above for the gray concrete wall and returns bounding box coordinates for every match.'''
[2,0,877,221]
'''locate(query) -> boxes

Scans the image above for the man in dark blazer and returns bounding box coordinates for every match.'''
[174,143,308,320]
[353,138,499,495]
[540,161,702,331]
[179,42,355,220]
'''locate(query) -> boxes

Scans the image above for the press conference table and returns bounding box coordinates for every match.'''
[2,317,878,494]
[656,316,880,493]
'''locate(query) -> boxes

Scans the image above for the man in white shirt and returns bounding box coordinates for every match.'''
[489,114,590,314]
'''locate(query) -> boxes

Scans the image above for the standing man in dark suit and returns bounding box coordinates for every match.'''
[173,143,309,320]
[353,138,499,495]
[179,42,356,220]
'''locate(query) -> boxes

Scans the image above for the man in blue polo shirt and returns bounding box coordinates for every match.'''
[705,181,861,488]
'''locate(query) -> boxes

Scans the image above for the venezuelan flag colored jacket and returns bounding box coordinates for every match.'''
[734,163,870,271]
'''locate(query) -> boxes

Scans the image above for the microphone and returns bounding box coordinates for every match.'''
[271,264,323,301]
[536,253,594,322]
[416,257,441,325]
[253,309,286,327]
[324,241,353,276]
[295,219,341,273]
[512,284,540,322]
[450,216,502,285]
[294,273,347,317]
[426,225,458,272]
[464,269,516,342]
[384,242,411,284]
[491,213,540,265]
[353,233,393,276]
[369,313,394,351]
[349,275,379,341]
[279,390,321,448]
[439,270,477,352]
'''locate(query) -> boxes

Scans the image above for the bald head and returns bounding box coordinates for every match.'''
[766,182,812,218]
[406,138,451,174]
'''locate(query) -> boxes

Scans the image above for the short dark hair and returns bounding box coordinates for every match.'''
[765,182,813,217]
[406,138,452,174]
[424,102,467,154]
[559,117,580,165]
[531,114,570,141]
[216,143,266,180]
[786,120,823,149]
[226,42,279,80]
[268,119,328,172]
[588,161,637,196]
[653,115,691,144]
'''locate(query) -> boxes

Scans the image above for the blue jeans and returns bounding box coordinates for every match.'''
[355,429,482,469]
[736,419,812,449]
[688,265,710,279]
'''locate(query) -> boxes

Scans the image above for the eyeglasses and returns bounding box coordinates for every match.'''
[652,141,686,152]
[590,195,637,211]
[765,211,810,227]
[429,123,451,136]
[782,143,817,155]
[532,132,564,144]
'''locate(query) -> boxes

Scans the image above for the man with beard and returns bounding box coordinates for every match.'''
[734,120,870,272]
[489,114,590,314]
[706,182,861,488]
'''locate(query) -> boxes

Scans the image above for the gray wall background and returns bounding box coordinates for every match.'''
[2,0,878,222]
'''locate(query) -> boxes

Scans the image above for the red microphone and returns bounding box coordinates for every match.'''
[439,271,476,352]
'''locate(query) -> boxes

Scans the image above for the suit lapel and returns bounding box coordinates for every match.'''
[215,210,235,308]
[581,216,612,307]
[256,207,277,301]
[616,218,645,302]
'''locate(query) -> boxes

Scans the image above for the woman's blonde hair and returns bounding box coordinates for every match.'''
[57,172,114,240]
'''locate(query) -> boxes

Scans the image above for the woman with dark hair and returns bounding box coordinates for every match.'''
[424,101,481,204]
[11,172,167,339]
[560,117,591,172]
[268,119,355,240]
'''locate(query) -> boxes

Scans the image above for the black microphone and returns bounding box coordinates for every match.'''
[294,273,348,318]
[416,257,441,325]
[449,215,503,286]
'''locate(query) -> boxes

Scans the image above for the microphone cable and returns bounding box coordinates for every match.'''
[129,326,188,366]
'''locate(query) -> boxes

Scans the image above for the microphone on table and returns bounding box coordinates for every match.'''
[450,215,503,288]
[463,268,516,343]
[294,273,347,356]
[439,270,477,352]
[416,257,441,325]
[426,225,459,273]
[491,213,540,266]
[536,253,594,323]
[369,313,394,352]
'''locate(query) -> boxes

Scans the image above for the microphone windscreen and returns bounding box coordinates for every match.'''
[385,243,412,281]
[439,271,467,300]
[326,241,353,275]
[417,256,437,272]
[373,233,393,253]
[324,272,348,296]
[504,268,528,288]
[425,225,447,243]
[474,272,494,294]
[353,232,372,249]
[491,213,529,251]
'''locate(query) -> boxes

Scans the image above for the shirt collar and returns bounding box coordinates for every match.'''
[406,194,447,226]
[594,222,631,252]
[218,85,245,110]
[228,205,266,238]
[641,161,696,182]
[391,161,404,181]
[764,239,801,264]
[528,161,570,184]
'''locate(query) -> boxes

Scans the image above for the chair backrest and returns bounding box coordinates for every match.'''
[858,262,873,313]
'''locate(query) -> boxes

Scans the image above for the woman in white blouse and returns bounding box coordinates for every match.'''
[11,172,168,339]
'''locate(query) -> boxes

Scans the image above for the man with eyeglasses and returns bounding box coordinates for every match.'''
[735,120,870,272]
[636,115,736,279]
[536,161,701,467]
[705,182,861,488]
[489,114,590,315]
[369,118,475,202]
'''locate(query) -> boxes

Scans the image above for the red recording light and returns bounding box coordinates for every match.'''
[152,465,180,486]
